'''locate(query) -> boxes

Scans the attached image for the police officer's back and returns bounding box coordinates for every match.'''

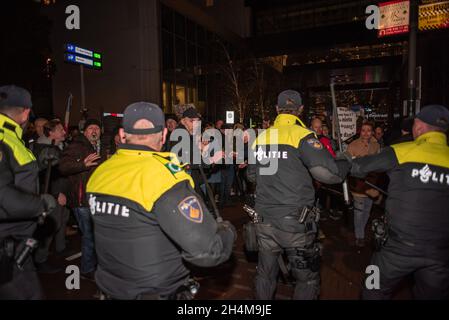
[351,105,449,299]
[86,102,235,300]
[249,90,350,300]
[0,85,56,299]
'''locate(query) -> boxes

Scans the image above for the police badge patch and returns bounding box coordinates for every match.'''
[306,138,323,150]
[178,196,203,223]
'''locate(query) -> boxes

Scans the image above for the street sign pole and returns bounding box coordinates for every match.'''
[407,0,418,116]
[80,64,86,111]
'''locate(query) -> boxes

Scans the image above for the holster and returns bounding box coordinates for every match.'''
[285,242,321,272]
[371,218,388,251]
[298,206,320,224]
[243,222,258,252]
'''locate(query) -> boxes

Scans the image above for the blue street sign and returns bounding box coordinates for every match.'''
[64,53,102,70]
[64,43,103,70]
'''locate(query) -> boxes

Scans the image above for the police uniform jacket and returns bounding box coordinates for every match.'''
[351,131,449,260]
[86,144,234,299]
[0,113,45,240]
[249,113,350,221]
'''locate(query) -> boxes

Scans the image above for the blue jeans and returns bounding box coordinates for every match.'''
[353,196,373,240]
[73,207,97,274]
[220,166,235,205]
[200,170,222,195]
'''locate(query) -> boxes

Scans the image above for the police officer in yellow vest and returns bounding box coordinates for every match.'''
[249,90,351,300]
[0,85,56,299]
[86,102,236,300]
[351,105,449,299]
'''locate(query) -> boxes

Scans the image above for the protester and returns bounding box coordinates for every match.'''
[32,119,71,273]
[374,124,386,149]
[59,119,105,280]
[346,121,380,247]
[391,117,414,145]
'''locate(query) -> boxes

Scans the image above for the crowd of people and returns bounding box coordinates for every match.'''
[1,84,448,300]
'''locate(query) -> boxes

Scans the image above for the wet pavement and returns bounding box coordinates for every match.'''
[39,201,412,300]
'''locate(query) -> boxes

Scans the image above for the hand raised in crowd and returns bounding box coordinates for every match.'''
[84,153,101,168]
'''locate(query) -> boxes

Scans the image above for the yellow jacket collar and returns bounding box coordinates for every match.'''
[274,114,304,127]
[0,113,23,139]
[116,145,183,165]
[415,131,447,146]
[118,143,155,152]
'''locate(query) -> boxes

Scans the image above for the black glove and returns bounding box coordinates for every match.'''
[39,194,57,218]
[38,147,60,168]
[217,220,237,242]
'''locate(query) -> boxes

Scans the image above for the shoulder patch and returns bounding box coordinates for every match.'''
[165,162,182,175]
[306,138,323,150]
[178,196,203,223]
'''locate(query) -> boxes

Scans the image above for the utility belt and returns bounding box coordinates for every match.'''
[102,279,200,300]
[0,237,39,285]
[242,205,320,253]
[243,205,320,225]
[293,206,320,224]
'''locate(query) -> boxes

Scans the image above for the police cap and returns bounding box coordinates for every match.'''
[123,102,165,134]
[277,90,302,110]
[0,85,32,109]
[416,104,449,131]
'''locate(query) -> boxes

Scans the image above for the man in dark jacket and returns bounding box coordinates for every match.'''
[59,118,105,280]
[32,119,71,273]
[173,107,203,192]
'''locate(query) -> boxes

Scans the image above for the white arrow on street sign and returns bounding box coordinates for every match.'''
[66,43,94,58]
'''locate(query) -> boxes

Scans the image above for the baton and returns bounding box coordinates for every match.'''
[39,139,55,225]
[364,180,388,196]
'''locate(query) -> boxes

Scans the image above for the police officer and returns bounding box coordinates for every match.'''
[86,102,236,300]
[248,90,351,300]
[0,85,56,299]
[350,105,449,299]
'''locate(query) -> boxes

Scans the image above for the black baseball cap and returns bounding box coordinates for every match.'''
[277,90,302,110]
[0,85,32,109]
[416,104,449,131]
[182,107,201,119]
[123,102,165,134]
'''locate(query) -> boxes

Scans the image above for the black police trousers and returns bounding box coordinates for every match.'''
[0,259,43,300]
[254,219,320,300]
[362,238,449,300]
